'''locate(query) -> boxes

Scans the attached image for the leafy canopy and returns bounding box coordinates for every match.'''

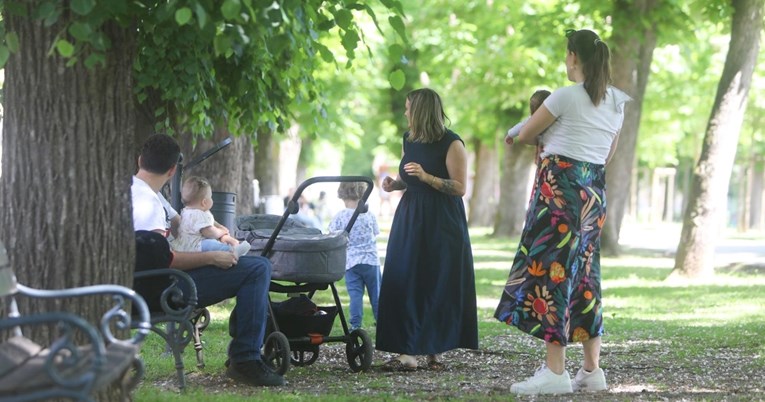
[0,0,408,138]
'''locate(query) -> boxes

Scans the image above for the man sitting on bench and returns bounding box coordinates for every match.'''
[132,134,283,387]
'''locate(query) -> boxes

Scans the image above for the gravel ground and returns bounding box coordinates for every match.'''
[152,331,763,401]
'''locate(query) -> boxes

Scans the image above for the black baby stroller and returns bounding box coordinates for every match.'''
[235,176,376,376]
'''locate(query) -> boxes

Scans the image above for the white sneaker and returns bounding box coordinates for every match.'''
[234,241,251,257]
[572,367,607,392]
[510,365,572,395]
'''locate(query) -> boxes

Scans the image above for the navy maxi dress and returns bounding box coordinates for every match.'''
[375,129,478,355]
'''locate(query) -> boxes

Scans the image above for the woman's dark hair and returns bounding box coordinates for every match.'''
[566,29,611,106]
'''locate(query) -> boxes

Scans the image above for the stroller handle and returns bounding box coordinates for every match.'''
[263,176,375,258]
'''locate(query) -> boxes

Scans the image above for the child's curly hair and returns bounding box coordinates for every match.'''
[181,176,211,205]
[337,182,365,201]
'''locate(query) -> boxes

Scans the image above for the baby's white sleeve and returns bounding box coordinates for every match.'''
[505,116,530,140]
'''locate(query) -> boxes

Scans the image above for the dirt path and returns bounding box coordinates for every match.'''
[168,335,762,401]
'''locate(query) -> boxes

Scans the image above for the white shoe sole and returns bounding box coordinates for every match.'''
[573,368,607,392]
[511,384,573,395]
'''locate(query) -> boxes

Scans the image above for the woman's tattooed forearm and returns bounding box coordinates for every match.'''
[437,179,461,195]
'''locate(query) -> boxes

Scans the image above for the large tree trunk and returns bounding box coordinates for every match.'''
[0,6,136,400]
[601,0,659,255]
[176,127,244,231]
[468,139,498,227]
[178,127,243,194]
[494,143,536,237]
[134,88,162,160]
[1,7,135,297]
[238,136,256,215]
[254,127,279,196]
[296,136,312,186]
[671,0,764,279]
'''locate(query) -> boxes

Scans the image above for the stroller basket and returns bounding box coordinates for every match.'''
[268,301,338,338]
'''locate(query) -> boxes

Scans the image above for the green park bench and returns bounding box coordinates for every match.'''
[0,241,151,401]
[132,267,210,390]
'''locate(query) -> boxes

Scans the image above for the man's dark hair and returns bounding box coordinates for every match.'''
[139,134,181,174]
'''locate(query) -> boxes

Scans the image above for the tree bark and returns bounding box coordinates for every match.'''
[468,139,498,227]
[254,127,279,196]
[671,0,764,279]
[238,136,256,216]
[601,0,660,255]
[1,8,135,292]
[178,127,243,193]
[176,127,245,230]
[296,136,312,187]
[494,143,536,237]
[134,87,162,160]
[0,6,136,400]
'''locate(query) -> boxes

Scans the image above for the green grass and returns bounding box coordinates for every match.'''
[134,226,765,400]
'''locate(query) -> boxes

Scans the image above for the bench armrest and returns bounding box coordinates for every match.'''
[15,284,150,346]
[133,269,198,320]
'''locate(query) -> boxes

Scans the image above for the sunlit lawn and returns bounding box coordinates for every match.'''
[135,225,765,400]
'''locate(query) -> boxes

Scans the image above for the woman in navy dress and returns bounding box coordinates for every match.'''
[376,88,478,371]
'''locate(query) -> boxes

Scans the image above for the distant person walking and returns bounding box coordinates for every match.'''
[376,88,478,371]
[494,29,631,396]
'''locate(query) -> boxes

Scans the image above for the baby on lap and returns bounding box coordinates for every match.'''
[171,176,250,257]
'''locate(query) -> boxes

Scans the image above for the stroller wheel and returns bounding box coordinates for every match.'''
[346,328,373,372]
[263,331,291,375]
[290,345,320,367]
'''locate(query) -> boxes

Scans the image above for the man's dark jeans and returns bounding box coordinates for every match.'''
[185,255,272,363]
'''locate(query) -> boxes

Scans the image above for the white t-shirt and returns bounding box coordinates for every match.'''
[132,176,167,233]
[159,194,178,221]
[541,83,631,164]
[171,208,216,252]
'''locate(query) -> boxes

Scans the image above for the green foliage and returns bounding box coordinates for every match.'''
[2,0,760,181]
[285,3,411,171]
[388,69,405,90]
[0,0,408,140]
[389,0,606,145]
[133,0,407,138]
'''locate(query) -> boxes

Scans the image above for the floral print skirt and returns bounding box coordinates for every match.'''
[494,154,606,346]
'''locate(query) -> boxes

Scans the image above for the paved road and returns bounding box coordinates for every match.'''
[618,222,765,267]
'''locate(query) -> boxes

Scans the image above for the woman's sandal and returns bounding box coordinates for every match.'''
[427,360,447,371]
[381,358,417,372]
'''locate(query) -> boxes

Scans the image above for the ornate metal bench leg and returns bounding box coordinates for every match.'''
[191,308,209,369]
[192,325,205,369]
[168,322,187,390]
